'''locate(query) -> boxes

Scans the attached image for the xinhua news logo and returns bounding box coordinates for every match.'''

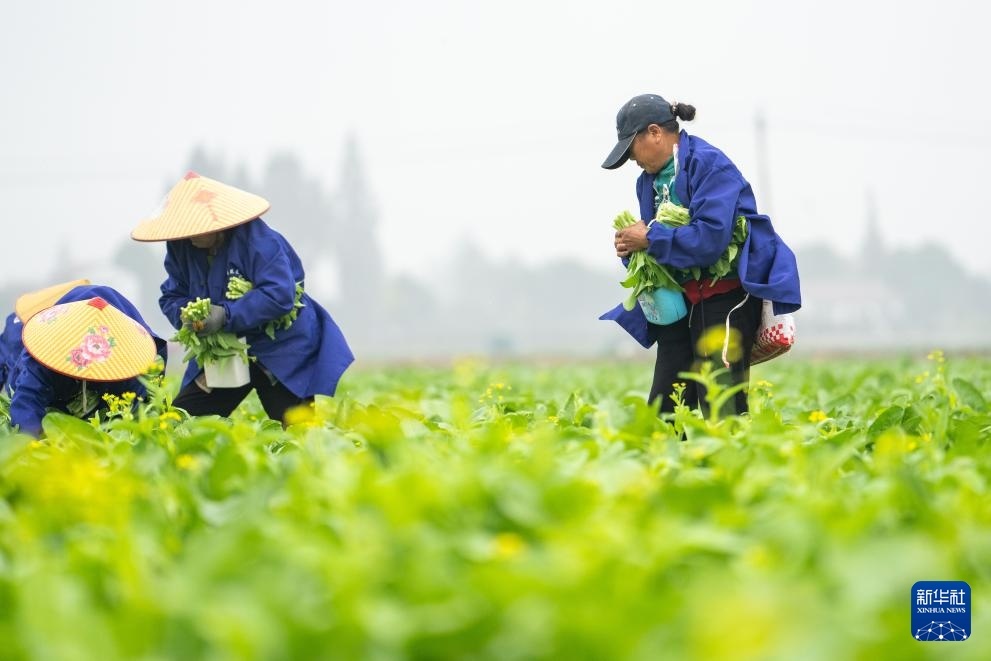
[912,581,971,642]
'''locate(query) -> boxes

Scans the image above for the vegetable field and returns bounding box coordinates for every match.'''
[1,353,989,660]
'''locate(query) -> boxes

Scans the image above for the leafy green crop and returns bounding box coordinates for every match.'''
[654,201,749,284]
[613,210,681,310]
[172,297,250,365]
[612,205,749,311]
[225,276,305,340]
[1,352,989,659]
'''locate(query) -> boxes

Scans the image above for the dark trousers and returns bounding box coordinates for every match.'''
[649,289,762,416]
[173,362,311,425]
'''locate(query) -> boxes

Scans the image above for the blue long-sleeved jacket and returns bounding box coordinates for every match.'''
[0,313,23,392]
[600,131,801,347]
[159,218,354,397]
[8,285,167,436]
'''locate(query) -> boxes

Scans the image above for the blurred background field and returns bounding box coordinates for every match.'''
[1,354,989,660]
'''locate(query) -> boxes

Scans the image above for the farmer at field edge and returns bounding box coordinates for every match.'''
[1,279,99,393]
[131,172,353,424]
[8,293,167,437]
[601,94,801,416]
[5,282,167,399]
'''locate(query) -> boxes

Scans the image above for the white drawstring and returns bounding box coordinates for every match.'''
[82,380,88,413]
[721,294,750,368]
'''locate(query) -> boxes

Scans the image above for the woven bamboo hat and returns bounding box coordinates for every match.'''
[130,171,270,242]
[14,279,91,322]
[21,297,157,381]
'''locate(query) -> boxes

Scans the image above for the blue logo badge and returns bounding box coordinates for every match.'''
[912,581,970,641]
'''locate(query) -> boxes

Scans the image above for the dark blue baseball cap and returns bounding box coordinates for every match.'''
[601,94,676,169]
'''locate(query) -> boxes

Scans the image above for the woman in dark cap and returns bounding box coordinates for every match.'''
[601,94,801,416]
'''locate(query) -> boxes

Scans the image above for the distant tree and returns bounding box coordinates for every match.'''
[258,152,335,270]
[329,136,384,338]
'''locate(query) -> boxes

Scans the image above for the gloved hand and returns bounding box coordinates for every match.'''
[192,304,227,335]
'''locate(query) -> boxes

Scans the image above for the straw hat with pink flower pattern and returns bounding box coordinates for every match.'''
[21,297,157,382]
[130,171,270,242]
[14,278,91,322]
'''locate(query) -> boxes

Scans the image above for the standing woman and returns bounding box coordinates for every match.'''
[131,172,354,424]
[601,94,801,415]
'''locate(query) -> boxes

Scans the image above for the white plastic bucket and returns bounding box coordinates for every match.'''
[203,338,251,388]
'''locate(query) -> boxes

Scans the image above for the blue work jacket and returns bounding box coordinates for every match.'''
[600,131,802,347]
[159,219,354,397]
[0,313,23,391]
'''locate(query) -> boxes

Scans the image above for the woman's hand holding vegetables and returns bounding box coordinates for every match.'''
[614,221,649,257]
[191,304,226,335]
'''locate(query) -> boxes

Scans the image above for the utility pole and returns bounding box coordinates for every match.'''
[861,188,882,267]
[754,109,773,218]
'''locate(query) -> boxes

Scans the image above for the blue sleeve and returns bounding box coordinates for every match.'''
[9,357,54,437]
[645,165,740,269]
[222,237,296,335]
[159,242,190,330]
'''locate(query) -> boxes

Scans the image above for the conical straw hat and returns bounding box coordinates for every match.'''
[21,297,157,382]
[130,171,270,242]
[15,278,91,322]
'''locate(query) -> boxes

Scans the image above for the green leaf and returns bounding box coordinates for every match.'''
[953,378,988,411]
[868,406,904,440]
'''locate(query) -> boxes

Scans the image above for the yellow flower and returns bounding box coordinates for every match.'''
[176,454,197,470]
[284,403,317,427]
[688,447,707,461]
[696,325,742,362]
[493,532,526,559]
[926,350,945,363]
[808,410,827,423]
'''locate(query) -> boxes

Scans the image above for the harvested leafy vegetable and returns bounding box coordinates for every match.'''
[225,276,305,340]
[654,201,748,284]
[613,205,750,310]
[172,298,250,366]
[612,211,681,311]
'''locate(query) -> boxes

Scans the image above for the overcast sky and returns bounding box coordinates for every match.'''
[2,0,989,291]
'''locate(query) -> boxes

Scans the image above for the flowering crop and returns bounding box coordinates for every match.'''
[0,354,989,659]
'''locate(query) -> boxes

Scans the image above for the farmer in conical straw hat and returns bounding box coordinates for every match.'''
[0,279,90,391]
[4,282,167,397]
[8,295,165,436]
[132,171,353,424]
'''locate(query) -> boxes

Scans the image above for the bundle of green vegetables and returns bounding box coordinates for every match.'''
[613,210,680,311]
[654,201,748,283]
[612,204,749,311]
[173,298,250,366]
[226,276,305,340]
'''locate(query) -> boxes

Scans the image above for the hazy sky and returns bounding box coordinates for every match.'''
[2,0,989,292]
